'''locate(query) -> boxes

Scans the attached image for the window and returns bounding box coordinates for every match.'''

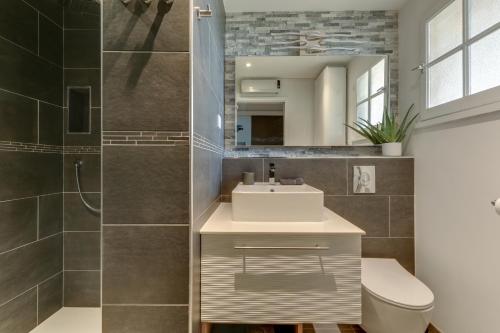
[356,59,387,125]
[426,0,500,110]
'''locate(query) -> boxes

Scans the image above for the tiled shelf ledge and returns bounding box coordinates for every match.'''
[224,146,386,158]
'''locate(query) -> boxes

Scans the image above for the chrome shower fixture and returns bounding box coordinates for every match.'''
[194,4,212,20]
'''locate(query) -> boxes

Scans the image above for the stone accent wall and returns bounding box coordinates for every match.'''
[225,11,399,148]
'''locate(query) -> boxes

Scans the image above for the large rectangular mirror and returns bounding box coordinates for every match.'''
[235,55,390,146]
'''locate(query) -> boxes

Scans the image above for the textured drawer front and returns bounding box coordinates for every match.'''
[201,234,361,324]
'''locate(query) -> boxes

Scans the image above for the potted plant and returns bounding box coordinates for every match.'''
[346,104,419,156]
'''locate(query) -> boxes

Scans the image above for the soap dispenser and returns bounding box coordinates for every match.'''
[269,163,276,185]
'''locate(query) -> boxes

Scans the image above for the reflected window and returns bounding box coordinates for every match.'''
[356,59,387,125]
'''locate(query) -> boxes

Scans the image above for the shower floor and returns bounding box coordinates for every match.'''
[30,307,101,333]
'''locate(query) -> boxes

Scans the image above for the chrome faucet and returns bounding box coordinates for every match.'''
[269,163,276,185]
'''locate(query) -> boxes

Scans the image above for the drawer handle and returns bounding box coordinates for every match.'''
[234,246,330,250]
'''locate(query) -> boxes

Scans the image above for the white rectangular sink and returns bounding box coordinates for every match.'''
[232,183,324,222]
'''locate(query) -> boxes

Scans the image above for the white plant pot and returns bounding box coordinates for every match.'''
[382,142,403,156]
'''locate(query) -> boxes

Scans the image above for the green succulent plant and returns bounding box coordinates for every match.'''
[346,104,419,144]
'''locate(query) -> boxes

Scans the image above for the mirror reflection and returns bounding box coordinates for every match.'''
[235,55,389,146]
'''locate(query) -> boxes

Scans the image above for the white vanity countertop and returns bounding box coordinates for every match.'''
[200,203,366,235]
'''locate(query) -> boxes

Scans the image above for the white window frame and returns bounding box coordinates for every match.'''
[420,0,500,126]
[356,57,389,125]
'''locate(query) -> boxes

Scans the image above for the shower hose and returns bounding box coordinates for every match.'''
[74,160,101,214]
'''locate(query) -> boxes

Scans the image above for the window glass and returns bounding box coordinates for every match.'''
[428,51,463,108]
[428,0,463,61]
[469,0,500,37]
[357,102,369,122]
[370,94,385,125]
[370,59,386,95]
[470,29,500,94]
[356,72,369,102]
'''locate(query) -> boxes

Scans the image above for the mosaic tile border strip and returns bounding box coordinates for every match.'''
[102,131,190,146]
[0,141,63,153]
[224,146,383,158]
[194,133,224,155]
[63,146,101,154]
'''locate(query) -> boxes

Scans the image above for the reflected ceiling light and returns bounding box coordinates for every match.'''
[246,62,252,68]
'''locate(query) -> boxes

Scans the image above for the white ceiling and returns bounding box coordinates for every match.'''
[223,0,409,13]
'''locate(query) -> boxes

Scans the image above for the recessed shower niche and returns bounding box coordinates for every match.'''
[67,86,92,134]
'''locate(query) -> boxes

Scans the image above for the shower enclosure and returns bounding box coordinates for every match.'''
[0,0,224,332]
[0,0,102,331]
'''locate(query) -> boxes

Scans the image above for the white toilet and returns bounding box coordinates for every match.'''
[361,258,435,333]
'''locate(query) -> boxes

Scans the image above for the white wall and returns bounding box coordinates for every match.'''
[313,66,346,146]
[400,0,500,332]
[281,79,314,146]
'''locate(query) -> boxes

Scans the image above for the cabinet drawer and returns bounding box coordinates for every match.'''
[201,234,361,324]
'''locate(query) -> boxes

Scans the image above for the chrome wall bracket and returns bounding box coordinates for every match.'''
[195,5,212,20]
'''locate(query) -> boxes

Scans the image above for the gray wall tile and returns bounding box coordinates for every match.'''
[64,271,100,307]
[64,29,101,68]
[24,0,63,26]
[103,0,189,52]
[64,193,101,231]
[0,234,62,304]
[264,158,347,195]
[325,196,389,237]
[193,147,222,220]
[64,69,101,107]
[37,273,63,324]
[390,196,414,237]
[64,232,100,270]
[0,198,37,253]
[39,16,63,66]
[0,90,37,143]
[103,305,189,333]
[221,158,264,195]
[0,288,37,333]
[0,0,38,53]
[0,152,62,201]
[39,193,63,238]
[38,102,63,146]
[64,108,101,146]
[102,52,189,131]
[64,0,100,29]
[102,226,189,304]
[103,146,189,225]
[0,38,62,105]
[63,154,101,193]
[347,158,414,195]
[362,238,415,274]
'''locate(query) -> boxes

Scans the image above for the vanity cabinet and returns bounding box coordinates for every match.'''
[200,204,365,325]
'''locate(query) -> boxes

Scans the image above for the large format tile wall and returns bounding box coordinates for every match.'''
[192,0,225,332]
[222,158,415,272]
[101,0,191,332]
[62,0,102,308]
[224,11,399,148]
[0,0,64,332]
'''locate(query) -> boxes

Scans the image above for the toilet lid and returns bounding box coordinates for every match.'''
[362,258,434,310]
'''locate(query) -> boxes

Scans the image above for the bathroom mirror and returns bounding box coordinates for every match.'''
[235,55,389,146]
